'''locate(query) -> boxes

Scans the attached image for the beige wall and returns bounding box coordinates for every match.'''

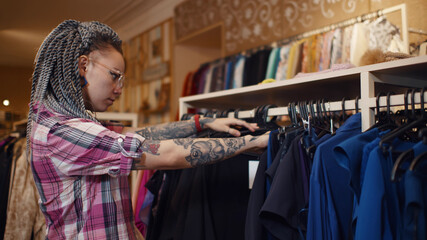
[169,0,426,119]
[174,0,426,56]
[0,65,32,115]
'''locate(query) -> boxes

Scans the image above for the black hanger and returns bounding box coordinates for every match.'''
[355,96,360,114]
[393,89,411,125]
[409,151,427,171]
[341,97,348,122]
[390,148,414,182]
[261,104,279,129]
[380,88,426,153]
[408,128,427,171]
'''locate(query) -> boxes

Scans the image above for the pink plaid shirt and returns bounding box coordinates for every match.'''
[30,103,145,239]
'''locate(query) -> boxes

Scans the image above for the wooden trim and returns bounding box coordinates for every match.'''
[175,22,224,45]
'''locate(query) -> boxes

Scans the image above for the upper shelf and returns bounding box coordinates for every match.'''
[180,55,427,111]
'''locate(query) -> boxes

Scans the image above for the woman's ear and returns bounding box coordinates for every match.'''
[78,55,90,87]
[78,55,89,75]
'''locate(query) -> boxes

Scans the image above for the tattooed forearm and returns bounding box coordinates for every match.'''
[223,138,246,155]
[141,140,160,155]
[249,136,259,142]
[185,140,225,167]
[177,137,246,167]
[136,120,204,140]
[173,138,194,149]
[199,118,214,128]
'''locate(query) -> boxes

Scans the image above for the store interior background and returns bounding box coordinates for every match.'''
[1,0,426,131]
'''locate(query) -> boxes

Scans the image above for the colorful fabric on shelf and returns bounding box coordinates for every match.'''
[275,44,291,81]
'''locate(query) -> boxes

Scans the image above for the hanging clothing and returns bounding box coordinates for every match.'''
[0,137,17,239]
[330,28,343,66]
[368,16,401,53]
[403,157,427,240]
[265,47,281,79]
[224,57,236,90]
[342,25,354,64]
[243,48,272,86]
[134,170,155,237]
[307,113,362,240]
[146,153,252,240]
[355,140,427,240]
[233,55,246,89]
[275,44,291,81]
[350,23,369,66]
[259,133,311,239]
[4,138,46,240]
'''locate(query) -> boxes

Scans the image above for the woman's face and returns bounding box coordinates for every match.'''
[79,46,125,112]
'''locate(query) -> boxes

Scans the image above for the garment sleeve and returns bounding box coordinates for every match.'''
[46,118,145,177]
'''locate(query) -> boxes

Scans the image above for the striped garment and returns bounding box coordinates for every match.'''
[30,103,145,239]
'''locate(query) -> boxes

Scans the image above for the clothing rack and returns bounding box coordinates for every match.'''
[180,55,427,132]
[228,92,426,119]
[200,3,408,66]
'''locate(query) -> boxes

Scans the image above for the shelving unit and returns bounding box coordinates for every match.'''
[179,55,427,131]
[96,112,138,128]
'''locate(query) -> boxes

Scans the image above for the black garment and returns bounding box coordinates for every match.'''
[259,135,309,239]
[213,62,225,92]
[145,169,182,240]
[242,49,272,87]
[245,149,269,240]
[146,154,252,240]
[0,138,17,240]
[245,130,304,240]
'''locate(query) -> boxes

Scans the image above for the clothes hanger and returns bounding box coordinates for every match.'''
[409,128,427,171]
[355,96,360,114]
[260,104,280,130]
[380,88,426,153]
[409,151,427,171]
[367,92,397,132]
[390,148,414,182]
[341,97,348,122]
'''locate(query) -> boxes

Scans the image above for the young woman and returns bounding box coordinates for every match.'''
[28,20,269,239]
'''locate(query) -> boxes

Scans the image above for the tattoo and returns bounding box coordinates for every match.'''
[199,118,214,128]
[173,138,194,149]
[223,138,246,154]
[183,137,246,167]
[141,140,160,155]
[135,121,200,140]
[185,140,225,167]
[249,136,258,142]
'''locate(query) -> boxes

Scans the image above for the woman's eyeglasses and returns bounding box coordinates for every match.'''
[89,58,125,88]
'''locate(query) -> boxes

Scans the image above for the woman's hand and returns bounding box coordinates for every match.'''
[201,117,259,137]
[245,132,270,154]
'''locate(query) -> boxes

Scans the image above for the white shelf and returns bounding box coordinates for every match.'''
[96,112,138,128]
[180,55,427,131]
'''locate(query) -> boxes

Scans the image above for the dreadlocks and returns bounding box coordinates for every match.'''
[27,19,122,150]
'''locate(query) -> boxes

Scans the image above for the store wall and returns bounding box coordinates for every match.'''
[116,0,426,122]
[0,65,32,115]
[168,0,426,119]
[110,20,173,126]
[174,0,426,56]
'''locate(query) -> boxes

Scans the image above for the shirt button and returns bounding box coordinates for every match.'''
[118,138,123,143]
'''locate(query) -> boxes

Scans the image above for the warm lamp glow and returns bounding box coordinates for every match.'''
[3,99,10,106]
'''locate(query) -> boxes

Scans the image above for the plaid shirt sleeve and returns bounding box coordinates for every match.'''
[45,118,145,177]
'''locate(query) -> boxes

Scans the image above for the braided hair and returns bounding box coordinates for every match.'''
[27,19,122,150]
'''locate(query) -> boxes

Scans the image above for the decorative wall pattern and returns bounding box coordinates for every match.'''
[175,0,369,55]
[220,0,283,52]
[282,0,368,37]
